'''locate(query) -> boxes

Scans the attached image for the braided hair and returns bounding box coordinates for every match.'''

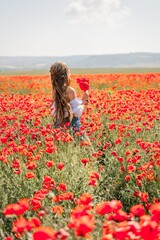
[50,61,72,124]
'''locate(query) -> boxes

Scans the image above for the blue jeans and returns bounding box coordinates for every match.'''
[71,116,81,133]
[54,117,83,140]
[54,116,81,132]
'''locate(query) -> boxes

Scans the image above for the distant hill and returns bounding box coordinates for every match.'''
[0,53,160,71]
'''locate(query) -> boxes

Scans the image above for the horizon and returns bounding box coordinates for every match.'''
[1,51,160,58]
[1,52,160,71]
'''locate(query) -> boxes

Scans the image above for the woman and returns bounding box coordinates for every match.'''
[50,61,89,133]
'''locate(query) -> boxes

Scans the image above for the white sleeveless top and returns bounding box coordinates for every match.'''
[51,98,84,118]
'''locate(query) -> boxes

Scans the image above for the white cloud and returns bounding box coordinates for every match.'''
[66,0,131,26]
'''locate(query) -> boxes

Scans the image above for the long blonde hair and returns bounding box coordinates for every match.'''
[50,61,72,124]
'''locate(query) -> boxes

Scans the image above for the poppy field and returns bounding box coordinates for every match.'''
[0,73,160,239]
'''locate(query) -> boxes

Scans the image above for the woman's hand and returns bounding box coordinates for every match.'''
[82,90,89,105]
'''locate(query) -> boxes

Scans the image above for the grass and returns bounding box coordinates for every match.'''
[1,67,160,76]
[0,74,160,239]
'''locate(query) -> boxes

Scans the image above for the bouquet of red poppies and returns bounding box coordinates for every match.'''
[76,78,90,92]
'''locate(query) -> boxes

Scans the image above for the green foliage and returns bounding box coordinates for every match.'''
[0,74,160,239]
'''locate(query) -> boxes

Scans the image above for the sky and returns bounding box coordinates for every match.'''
[0,0,160,56]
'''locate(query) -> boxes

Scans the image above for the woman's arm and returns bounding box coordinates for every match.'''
[81,90,89,105]
[51,101,56,118]
[66,87,77,101]
[67,87,89,105]
[67,87,87,117]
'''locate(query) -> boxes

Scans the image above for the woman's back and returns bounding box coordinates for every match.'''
[50,61,89,131]
[51,86,83,119]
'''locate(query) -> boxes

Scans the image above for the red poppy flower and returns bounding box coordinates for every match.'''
[68,205,94,237]
[52,206,63,215]
[3,198,29,216]
[76,78,90,92]
[5,237,13,240]
[53,192,74,202]
[125,175,131,181]
[130,204,146,217]
[29,217,41,228]
[56,183,67,192]
[25,172,35,179]
[42,175,55,190]
[45,160,54,168]
[33,226,57,240]
[76,193,92,205]
[57,163,65,170]
[30,198,42,211]
[12,217,32,234]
